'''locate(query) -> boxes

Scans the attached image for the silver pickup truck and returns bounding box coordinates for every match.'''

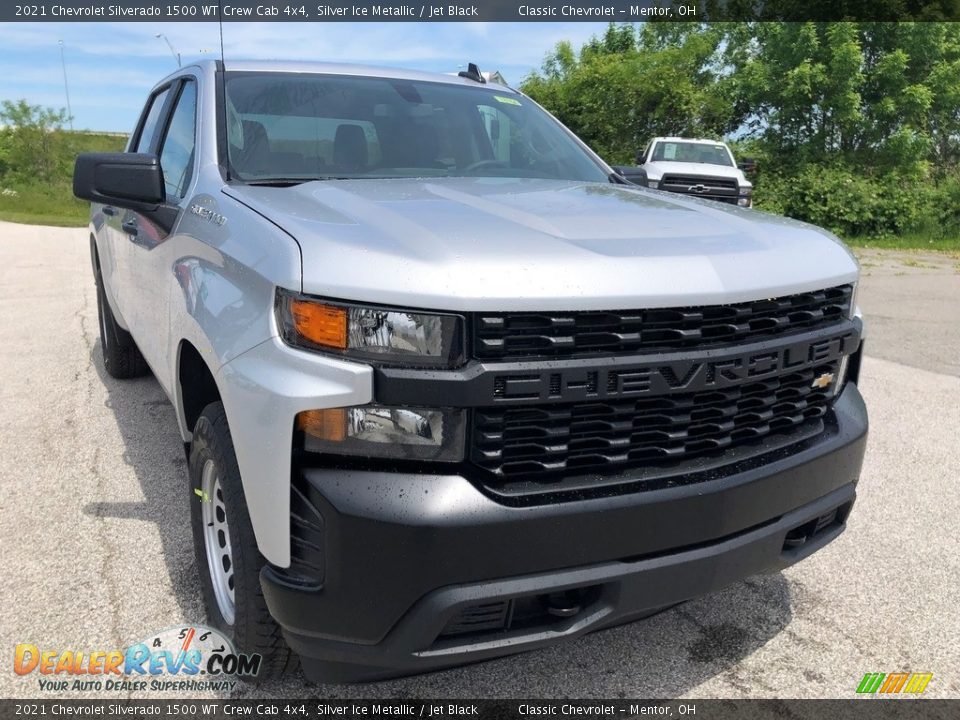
[74,60,867,683]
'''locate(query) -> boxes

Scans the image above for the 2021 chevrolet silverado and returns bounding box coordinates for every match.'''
[638,137,754,207]
[74,60,867,682]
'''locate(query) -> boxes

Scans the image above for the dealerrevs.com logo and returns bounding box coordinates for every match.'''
[14,625,261,692]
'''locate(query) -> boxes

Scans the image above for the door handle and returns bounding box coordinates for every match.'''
[102,206,116,216]
[121,219,139,236]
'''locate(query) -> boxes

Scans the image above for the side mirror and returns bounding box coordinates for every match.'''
[74,153,165,208]
[611,166,648,185]
[635,150,644,164]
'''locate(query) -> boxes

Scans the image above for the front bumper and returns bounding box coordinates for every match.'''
[261,383,867,682]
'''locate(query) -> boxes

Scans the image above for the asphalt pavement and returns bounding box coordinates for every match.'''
[0,221,957,700]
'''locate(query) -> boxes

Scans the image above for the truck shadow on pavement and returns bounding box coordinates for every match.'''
[82,343,794,699]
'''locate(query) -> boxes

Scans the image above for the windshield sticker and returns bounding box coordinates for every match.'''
[663,143,677,160]
[494,96,522,106]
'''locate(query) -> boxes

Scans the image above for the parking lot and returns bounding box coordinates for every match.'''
[0,220,957,699]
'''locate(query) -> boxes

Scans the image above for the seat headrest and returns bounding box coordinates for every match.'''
[334,124,368,171]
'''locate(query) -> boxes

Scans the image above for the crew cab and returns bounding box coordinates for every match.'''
[74,60,866,682]
[638,136,754,207]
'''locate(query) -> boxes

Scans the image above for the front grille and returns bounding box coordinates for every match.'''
[471,361,837,490]
[473,285,853,360]
[659,173,739,203]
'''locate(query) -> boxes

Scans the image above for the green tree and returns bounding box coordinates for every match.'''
[0,100,71,184]
[522,23,739,164]
[522,21,960,239]
[725,22,960,175]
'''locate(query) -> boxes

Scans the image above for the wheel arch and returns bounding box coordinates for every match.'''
[176,338,223,442]
[90,230,132,332]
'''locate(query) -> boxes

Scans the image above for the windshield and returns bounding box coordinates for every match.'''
[223,72,609,183]
[650,141,734,167]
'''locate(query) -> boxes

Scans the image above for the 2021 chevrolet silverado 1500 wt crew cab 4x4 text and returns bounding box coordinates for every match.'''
[74,60,867,682]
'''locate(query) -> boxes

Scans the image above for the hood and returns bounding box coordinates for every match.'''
[644,160,749,185]
[223,177,855,311]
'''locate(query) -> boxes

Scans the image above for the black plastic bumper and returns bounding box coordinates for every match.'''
[261,384,867,682]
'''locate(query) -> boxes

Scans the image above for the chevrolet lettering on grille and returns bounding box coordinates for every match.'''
[492,330,859,403]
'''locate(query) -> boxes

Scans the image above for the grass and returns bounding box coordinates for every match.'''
[0,131,126,227]
[0,183,93,227]
[899,257,940,269]
[847,233,960,256]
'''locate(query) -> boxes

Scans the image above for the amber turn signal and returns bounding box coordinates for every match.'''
[289,300,348,349]
[296,409,346,442]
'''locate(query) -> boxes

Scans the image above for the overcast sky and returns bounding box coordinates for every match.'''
[0,22,608,132]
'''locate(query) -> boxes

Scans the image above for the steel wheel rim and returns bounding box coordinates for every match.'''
[201,459,235,625]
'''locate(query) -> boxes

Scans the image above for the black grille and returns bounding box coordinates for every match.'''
[659,173,739,203]
[473,285,853,360]
[471,362,837,489]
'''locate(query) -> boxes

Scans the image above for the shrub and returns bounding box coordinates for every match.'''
[754,165,955,239]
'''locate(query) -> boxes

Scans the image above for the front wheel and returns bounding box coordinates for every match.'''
[189,402,296,681]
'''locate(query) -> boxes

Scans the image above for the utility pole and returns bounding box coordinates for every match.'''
[58,40,74,131]
[155,33,181,67]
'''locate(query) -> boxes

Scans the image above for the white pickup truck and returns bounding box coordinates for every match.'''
[638,137,754,207]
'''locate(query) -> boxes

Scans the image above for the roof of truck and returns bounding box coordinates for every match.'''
[183,58,519,92]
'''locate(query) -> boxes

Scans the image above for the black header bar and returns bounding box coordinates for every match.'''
[0,700,954,719]
[5,0,960,22]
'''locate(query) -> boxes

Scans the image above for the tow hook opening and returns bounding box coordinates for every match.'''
[437,585,603,642]
[782,501,852,552]
[542,590,584,618]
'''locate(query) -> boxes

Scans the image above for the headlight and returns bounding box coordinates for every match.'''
[296,406,465,462]
[739,186,753,196]
[647,179,659,189]
[276,289,464,368]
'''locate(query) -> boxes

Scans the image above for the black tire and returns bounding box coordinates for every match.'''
[189,402,297,682]
[94,258,149,379]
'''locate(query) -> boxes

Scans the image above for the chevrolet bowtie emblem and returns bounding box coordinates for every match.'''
[812,372,835,389]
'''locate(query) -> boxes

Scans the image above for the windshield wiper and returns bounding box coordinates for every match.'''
[241,176,363,186]
[242,178,312,187]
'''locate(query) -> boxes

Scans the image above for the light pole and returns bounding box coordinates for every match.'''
[154,33,181,67]
[57,40,74,131]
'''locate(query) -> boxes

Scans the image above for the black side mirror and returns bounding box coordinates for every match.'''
[74,152,179,233]
[74,153,165,208]
[635,150,644,164]
[611,166,648,185]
